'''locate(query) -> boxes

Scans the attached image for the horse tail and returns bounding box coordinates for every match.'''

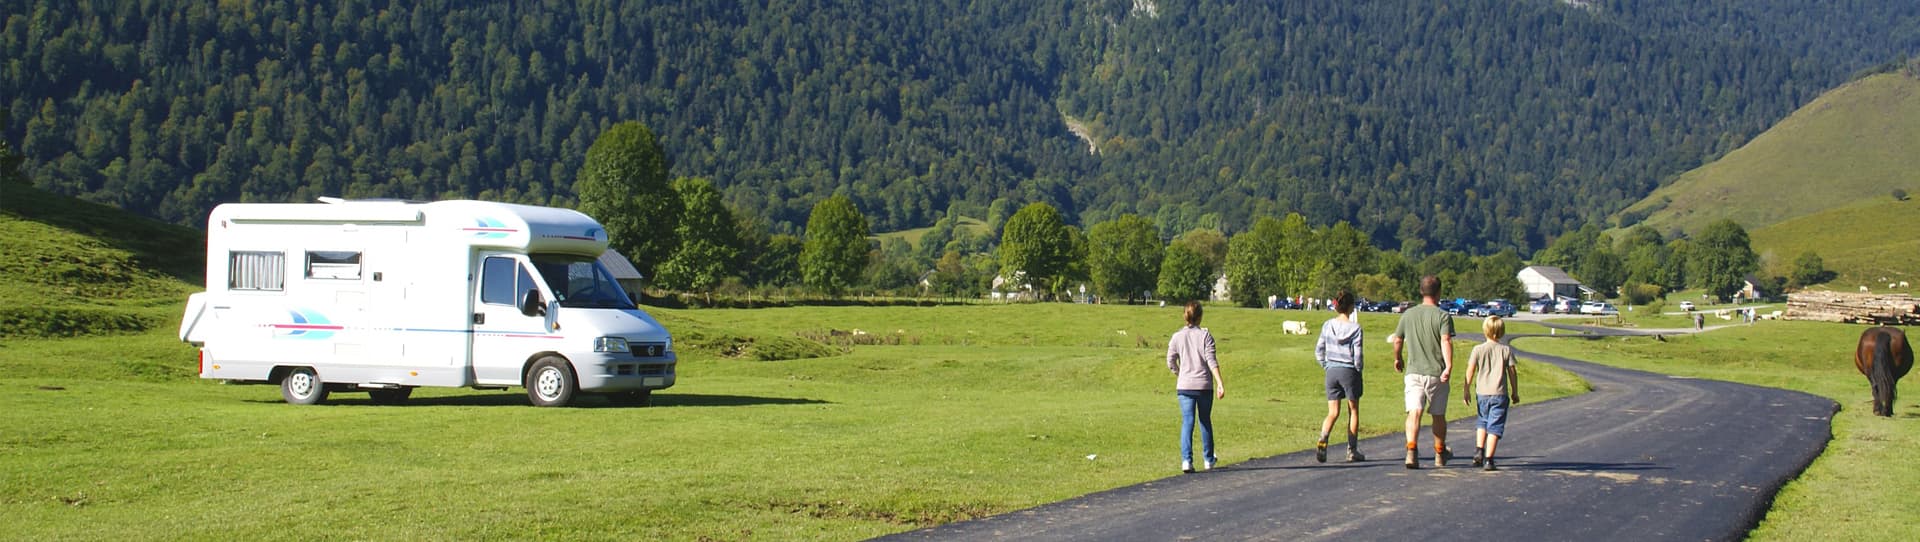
[1871,329,1898,416]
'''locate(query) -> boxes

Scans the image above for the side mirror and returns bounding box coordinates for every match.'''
[520,289,546,317]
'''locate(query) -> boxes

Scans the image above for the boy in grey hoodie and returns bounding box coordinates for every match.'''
[1314,290,1366,462]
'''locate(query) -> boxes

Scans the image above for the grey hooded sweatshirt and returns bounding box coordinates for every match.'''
[1314,317,1363,372]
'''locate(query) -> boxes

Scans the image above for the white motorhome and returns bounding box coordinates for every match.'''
[179,198,675,407]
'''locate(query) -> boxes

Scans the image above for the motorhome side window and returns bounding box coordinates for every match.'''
[228,251,286,291]
[306,251,362,280]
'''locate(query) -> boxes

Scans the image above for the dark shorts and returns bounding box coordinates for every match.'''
[1325,367,1362,401]
[1477,395,1510,436]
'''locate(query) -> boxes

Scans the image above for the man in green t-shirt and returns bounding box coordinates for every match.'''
[1392,275,1455,469]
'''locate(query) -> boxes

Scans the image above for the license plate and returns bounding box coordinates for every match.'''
[643,377,665,387]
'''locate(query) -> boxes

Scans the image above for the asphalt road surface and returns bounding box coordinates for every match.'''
[881,329,1836,541]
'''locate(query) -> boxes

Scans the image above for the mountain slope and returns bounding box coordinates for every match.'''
[1615,71,1920,237]
[1750,198,1920,286]
[4,0,1916,252]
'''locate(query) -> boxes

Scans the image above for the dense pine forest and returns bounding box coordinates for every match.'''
[5,0,1917,253]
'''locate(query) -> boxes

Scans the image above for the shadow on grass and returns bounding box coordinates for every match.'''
[247,392,831,408]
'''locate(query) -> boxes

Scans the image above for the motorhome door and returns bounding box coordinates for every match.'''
[470,253,557,386]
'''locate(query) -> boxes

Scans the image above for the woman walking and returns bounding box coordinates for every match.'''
[1168,301,1227,473]
[1314,290,1366,462]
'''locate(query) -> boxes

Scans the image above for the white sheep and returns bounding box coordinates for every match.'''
[1861,285,1871,293]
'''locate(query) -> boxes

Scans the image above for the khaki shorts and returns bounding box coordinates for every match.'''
[1404,374,1449,416]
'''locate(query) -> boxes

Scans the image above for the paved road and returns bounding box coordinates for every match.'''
[881,330,1836,541]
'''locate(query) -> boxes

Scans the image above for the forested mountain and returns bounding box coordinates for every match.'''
[5,0,1916,253]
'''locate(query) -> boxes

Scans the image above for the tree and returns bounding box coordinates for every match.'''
[1087,214,1164,303]
[1273,213,1316,298]
[574,121,679,279]
[1458,250,1526,301]
[1690,219,1760,300]
[1157,244,1213,303]
[1352,273,1401,302]
[1315,221,1376,296]
[1789,251,1832,289]
[1578,248,1625,298]
[800,195,871,296]
[997,202,1077,299]
[1223,216,1285,307]
[751,234,804,287]
[1172,228,1229,276]
[654,177,742,296]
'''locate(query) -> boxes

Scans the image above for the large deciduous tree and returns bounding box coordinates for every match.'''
[654,177,742,296]
[574,121,679,279]
[1689,219,1759,300]
[800,194,871,296]
[1789,250,1831,289]
[1087,214,1164,303]
[998,202,1077,299]
[1157,244,1213,303]
[1223,216,1285,307]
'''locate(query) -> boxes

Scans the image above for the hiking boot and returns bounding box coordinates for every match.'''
[1181,460,1194,473]
[1483,458,1498,472]
[1436,447,1453,468]
[1472,447,1486,468]
[1347,449,1366,462]
[1315,441,1328,463]
[1404,448,1419,469]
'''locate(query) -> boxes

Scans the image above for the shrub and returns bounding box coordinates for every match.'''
[1623,281,1664,305]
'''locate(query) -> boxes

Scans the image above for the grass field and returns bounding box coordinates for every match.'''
[0,304,1588,540]
[1517,321,1920,541]
[871,216,989,250]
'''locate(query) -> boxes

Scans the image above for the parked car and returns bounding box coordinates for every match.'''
[1553,298,1580,314]
[1679,301,1696,311]
[1581,301,1619,315]
[1528,299,1552,313]
[1472,299,1515,317]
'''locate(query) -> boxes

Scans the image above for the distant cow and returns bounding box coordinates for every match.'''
[1283,320,1309,335]
[1861,285,1871,293]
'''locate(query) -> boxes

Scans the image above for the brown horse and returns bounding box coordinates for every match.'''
[1854,327,1914,417]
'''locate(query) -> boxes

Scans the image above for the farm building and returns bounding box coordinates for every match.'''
[598,249,646,300]
[1518,265,1583,300]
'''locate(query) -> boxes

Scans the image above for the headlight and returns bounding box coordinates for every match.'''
[594,336,630,353]
[663,338,673,353]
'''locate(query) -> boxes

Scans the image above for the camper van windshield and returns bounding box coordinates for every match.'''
[529,255,635,309]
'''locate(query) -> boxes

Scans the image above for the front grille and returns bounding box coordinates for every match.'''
[630,342,667,358]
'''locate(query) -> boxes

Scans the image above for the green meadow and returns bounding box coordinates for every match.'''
[1518,322,1920,541]
[1,303,1588,540]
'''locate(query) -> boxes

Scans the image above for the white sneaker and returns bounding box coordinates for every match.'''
[1181,460,1194,473]
[1204,459,1217,471]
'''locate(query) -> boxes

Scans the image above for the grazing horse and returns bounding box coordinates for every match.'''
[1854,327,1914,417]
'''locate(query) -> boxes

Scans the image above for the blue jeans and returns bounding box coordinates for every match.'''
[1177,390,1216,463]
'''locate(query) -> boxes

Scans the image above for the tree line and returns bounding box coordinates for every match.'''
[588,122,1782,306]
[6,0,1916,256]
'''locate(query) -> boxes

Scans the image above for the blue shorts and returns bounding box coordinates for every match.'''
[1477,395,1510,437]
